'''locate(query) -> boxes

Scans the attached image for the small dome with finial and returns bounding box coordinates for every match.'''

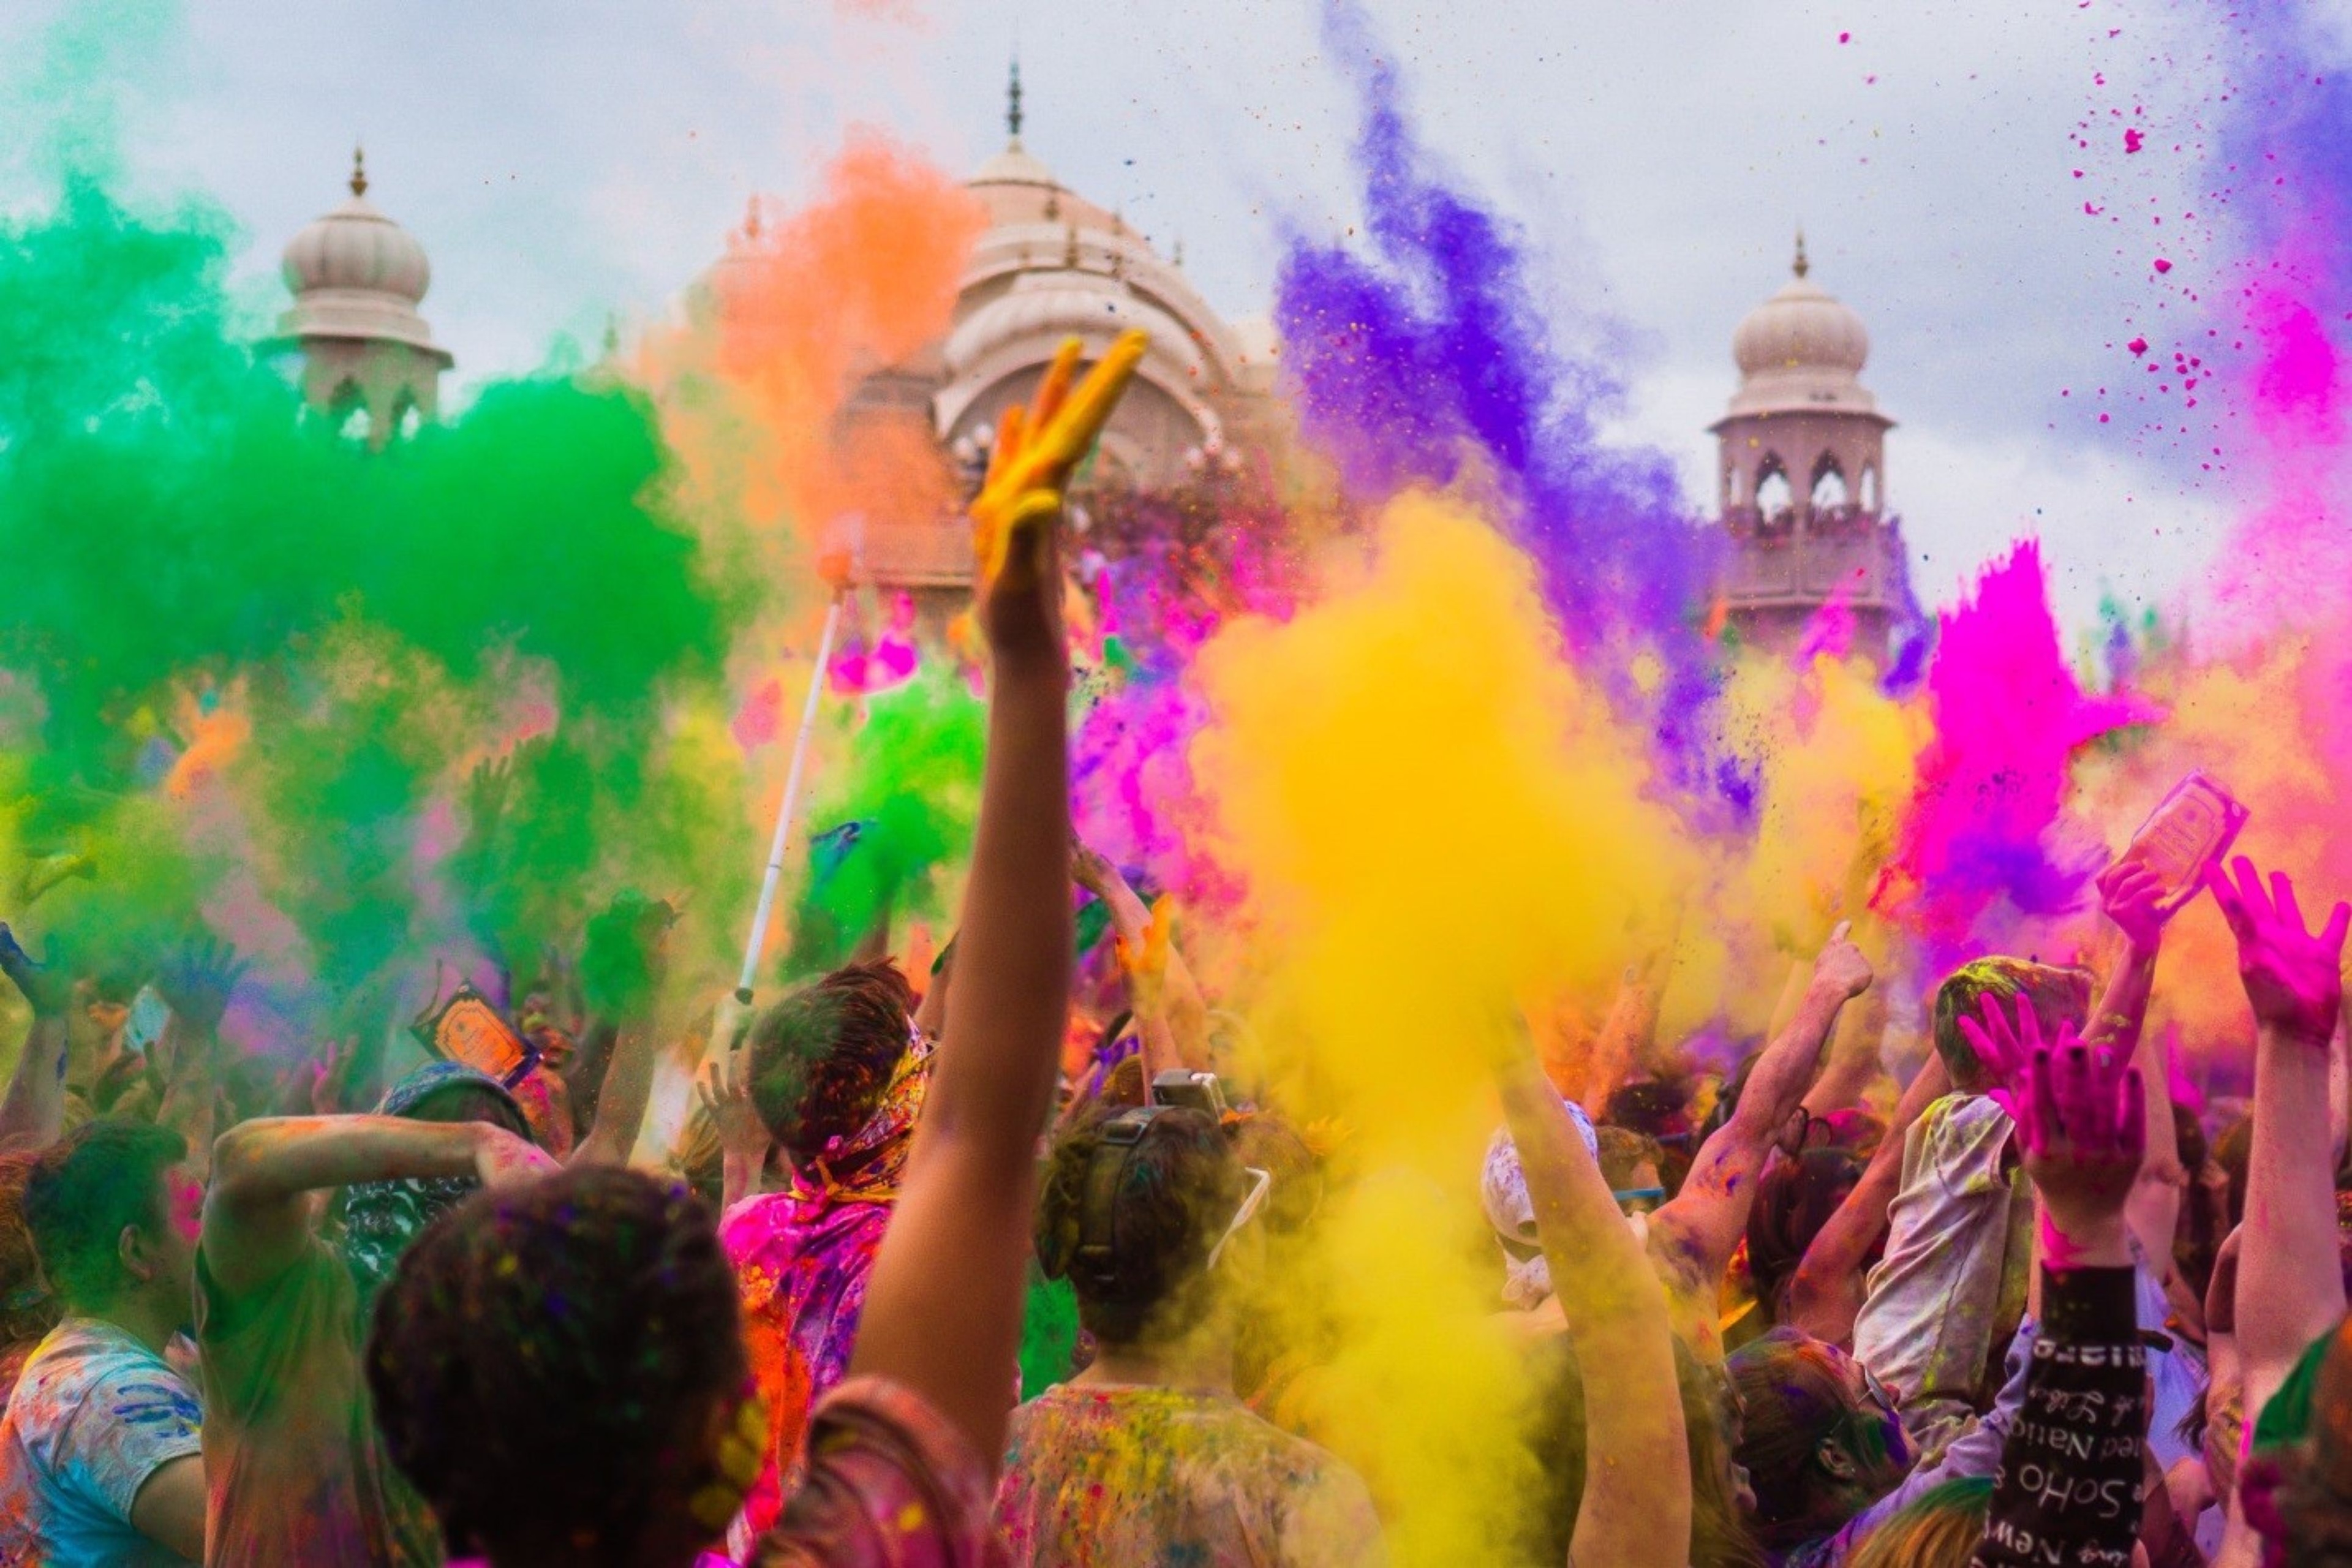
[281,146,434,304]
[1725,230,1877,417]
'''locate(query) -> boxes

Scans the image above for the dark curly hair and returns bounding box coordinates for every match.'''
[365,1166,746,1567]
[746,960,914,1164]
[1036,1102,1243,1348]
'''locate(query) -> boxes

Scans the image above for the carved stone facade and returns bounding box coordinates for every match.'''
[1711,237,1913,660]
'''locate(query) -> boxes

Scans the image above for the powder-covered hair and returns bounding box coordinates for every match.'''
[1036,1102,1242,1348]
[1931,957,2092,1091]
[366,1165,745,1567]
[1725,1329,1883,1548]
[1845,1477,1992,1568]
[23,1119,186,1309]
[746,959,914,1163]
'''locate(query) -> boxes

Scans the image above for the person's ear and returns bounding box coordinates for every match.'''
[1815,1436,1860,1482]
[118,1224,157,1286]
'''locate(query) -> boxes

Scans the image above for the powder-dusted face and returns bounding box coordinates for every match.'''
[164,1164,204,1245]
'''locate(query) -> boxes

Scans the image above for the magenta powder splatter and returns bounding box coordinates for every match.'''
[1871,540,2156,957]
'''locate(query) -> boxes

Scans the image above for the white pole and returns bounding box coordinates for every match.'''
[731,588,846,1009]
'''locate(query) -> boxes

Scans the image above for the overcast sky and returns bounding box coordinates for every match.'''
[5,0,2310,635]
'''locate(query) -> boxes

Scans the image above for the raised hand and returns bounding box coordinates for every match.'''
[1956,990,2048,1123]
[2097,858,2171,954]
[1114,896,1173,1006]
[970,330,1148,657]
[2207,855,2349,1047]
[1809,919,1874,1001]
[579,893,677,1020]
[0,925,72,1019]
[2015,1030,2144,1269]
[694,1052,769,1165]
[156,935,249,1034]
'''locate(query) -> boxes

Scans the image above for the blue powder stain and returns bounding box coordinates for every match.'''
[1275,0,1725,784]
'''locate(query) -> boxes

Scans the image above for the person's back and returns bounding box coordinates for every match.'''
[998,1101,1382,1568]
[199,1063,549,1567]
[1847,1088,2027,1431]
[1850,959,2086,1445]
[728,961,931,1534]
[997,1382,1376,1567]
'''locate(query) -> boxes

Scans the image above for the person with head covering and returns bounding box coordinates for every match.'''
[721,959,937,1544]
[195,1061,555,1566]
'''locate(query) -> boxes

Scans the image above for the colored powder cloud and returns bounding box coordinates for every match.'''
[1273,0,1720,776]
[1185,492,1694,1561]
[1871,540,2155,961]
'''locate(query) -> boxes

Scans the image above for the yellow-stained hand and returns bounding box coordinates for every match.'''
[1114,895,1174,1003]
[970,330,1148,590]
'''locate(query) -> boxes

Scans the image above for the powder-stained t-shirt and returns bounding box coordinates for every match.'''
[195,1239,442,1568]
[0,1317,204,1567]
[993,1382,1385,1568]
[752,1376,1002,1568]
[1852,1092,2030,1419]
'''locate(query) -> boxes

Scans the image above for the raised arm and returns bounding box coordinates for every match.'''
[2086,862,2185,1268]
[1495,1036,1690,1568]
[1787,1049,1950,1344]
[1580,951,1668,1117]
[569,894,674,1168]
[1650,922,1873,1292]
[1971,999,2147,1567]
[2210,857,2349,1417]
[203,1113,552,1298]
[1074,844,1209,1074]
[0,925,72,1154]
[846,331,1144,1466]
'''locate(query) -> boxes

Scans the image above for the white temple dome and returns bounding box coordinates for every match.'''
[282,154,431,304]
[943,271,1205,385]
[274,151,449,365]
[1732,276,1868,378]
[1722,235,1879,420]
[969,138,1058,189]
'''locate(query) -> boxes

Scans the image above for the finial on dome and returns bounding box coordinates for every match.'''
[1792,227,1809,279]
[350,145,368,198]
[1172,235,1185,268]
[1006,58,1024,143]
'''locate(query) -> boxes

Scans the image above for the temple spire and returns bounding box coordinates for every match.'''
[350,144,368,198]
[1792,226,1809,279]
[1006,58,1024,143]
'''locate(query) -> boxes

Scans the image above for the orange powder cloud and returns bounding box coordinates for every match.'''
[638,132,986,577]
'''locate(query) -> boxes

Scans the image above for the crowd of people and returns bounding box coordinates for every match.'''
[0,338,2343,1568]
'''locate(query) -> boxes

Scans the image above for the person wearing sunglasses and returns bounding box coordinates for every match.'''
[995,1100,1384,1566]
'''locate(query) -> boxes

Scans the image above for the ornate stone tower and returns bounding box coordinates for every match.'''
[1711,235,1910,658]
[275,149,453,448]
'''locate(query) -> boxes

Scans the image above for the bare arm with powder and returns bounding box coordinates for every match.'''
[2084,861,2187,1270]
[1648,922,1873,1302]
[845,333,1142,1467]
[1073,843,1209,1074]
[2210,859,2348,1417]
[1787,1049,1949,1344]
[569,894,674,1167]
[1496,1032,1691,1568]
[0,926,71,1154]
[203,1114,554,1299]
